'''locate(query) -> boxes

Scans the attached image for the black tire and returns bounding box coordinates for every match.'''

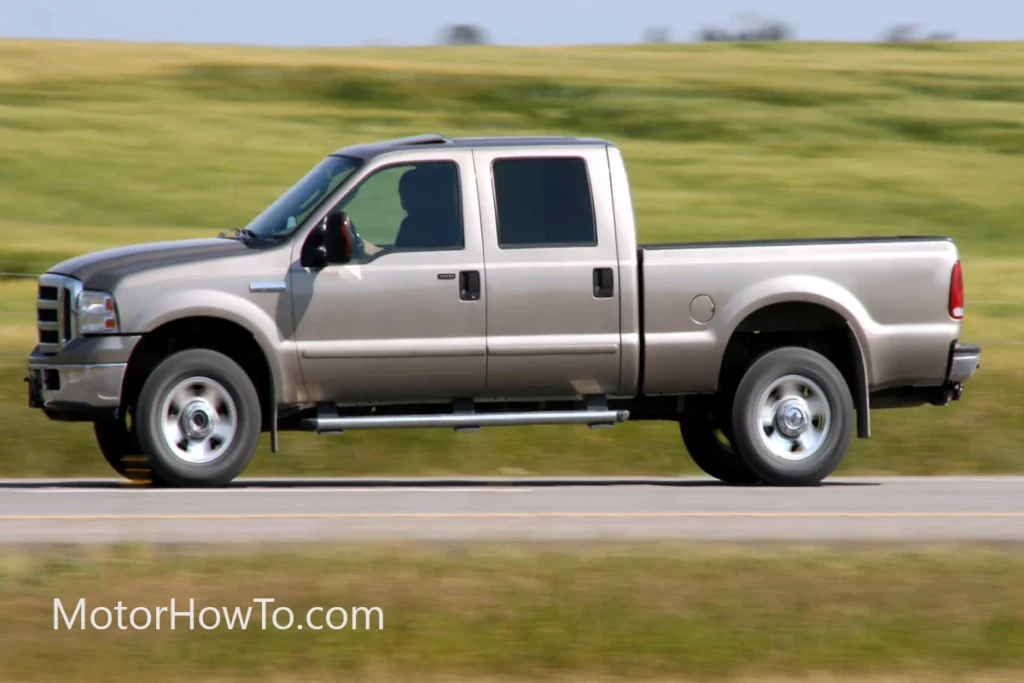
[135,349,262,488]
[731,347,854,486]
[679,405,760,484]
[94,412,164,485]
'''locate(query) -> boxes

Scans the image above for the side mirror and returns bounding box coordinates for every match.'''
[323,212,353,265]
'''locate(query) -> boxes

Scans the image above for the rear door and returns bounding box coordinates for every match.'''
[472,146,623,398]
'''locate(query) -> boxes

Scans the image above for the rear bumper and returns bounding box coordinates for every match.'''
[872,342,980,409]
[947,343,981,384]
[937,342,981,404]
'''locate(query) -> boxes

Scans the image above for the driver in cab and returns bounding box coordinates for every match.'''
[336,164,462,261]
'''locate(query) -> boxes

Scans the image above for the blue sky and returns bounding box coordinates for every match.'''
[3,0,1020,46]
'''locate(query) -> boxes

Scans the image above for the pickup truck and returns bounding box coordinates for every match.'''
[26,133,981,487]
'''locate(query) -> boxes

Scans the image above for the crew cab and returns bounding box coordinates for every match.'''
[26,134,981,487]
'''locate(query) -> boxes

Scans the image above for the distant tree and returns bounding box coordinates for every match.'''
[697,16,794,42]
[698,27,732,42]
[643,26,672,44]
[882,23,922,42]
[746,20,793,41]
[439,24,489,46]
[881,24,955,43]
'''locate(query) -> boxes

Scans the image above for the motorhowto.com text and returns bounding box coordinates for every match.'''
[54,598,384,631]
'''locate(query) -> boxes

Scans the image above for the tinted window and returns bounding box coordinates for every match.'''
[334,161,463,262]
[493,157,596,248]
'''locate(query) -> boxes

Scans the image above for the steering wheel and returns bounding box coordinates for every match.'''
[347,217,369,261]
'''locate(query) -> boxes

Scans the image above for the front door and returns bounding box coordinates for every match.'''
[472,147,623,399]
[290,153,486,403]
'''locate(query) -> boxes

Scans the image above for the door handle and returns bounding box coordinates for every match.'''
[593,267,614,298]
[459,270,481,301]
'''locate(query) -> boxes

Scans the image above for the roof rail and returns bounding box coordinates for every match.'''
[382,133,451,146]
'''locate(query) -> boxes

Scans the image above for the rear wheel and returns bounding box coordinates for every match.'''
[93,411,163,484]
[679,402,760,484]
[136,349,262,488]
[731,347,854,486]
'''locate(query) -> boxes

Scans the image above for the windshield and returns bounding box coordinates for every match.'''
[244,155,361,238]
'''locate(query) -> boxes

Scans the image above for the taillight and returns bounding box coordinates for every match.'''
[948,260,964,320]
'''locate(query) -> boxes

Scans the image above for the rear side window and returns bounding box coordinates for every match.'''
[492,157,597,248]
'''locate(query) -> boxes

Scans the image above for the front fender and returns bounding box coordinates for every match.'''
[122,288,301,404]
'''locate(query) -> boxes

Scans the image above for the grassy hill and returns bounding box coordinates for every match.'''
[0,38,1021,477]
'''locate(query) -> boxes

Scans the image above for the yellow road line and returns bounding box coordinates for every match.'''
[0,512,1023,521]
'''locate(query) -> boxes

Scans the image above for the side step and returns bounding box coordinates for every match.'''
[303,409,630,434]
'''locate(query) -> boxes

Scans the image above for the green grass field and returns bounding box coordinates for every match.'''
[0,544,1019,683]
[0,543,1022,681]
[0,39,1022,477]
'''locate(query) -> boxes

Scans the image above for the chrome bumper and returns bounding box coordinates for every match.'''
[947,343,981,384]
[27,362,126,422]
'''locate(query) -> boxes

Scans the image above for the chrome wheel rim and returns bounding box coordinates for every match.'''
[755,374,830,461]
[159,377,237,464]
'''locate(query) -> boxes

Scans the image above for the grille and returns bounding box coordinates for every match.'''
[36,274,82,354]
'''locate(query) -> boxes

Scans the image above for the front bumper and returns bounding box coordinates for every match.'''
[26,335,140,422]
[27,363,126,422]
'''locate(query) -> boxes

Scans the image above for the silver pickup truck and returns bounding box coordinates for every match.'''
[27,134,981,487]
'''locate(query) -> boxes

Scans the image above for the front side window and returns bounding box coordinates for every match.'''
[333,161,463,262]
[493,157,597,248]
[245,155,361,238]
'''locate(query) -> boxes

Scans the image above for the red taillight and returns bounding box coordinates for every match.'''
[948,261,964,320]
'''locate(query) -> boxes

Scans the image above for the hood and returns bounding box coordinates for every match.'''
[49,238,255,292]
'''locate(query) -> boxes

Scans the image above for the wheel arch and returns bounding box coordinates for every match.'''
[121,316,279,436]
[717,294,871,439]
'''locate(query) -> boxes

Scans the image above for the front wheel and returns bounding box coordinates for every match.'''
[135,349,262,488]
[94,413,163,484]
[730,347,854,486]
[679,404,760,484]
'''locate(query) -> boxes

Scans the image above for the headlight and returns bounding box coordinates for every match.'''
[77,291,120,334]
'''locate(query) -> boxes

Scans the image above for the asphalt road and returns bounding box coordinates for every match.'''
[1,476,1022,544]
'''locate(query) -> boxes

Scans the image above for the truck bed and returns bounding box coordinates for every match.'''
[641,235,953,250]
[636,235,962,396]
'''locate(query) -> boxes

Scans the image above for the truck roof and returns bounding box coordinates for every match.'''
[332,133,613,159]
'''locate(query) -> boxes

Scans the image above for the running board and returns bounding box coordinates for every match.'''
[303,409,630,434]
